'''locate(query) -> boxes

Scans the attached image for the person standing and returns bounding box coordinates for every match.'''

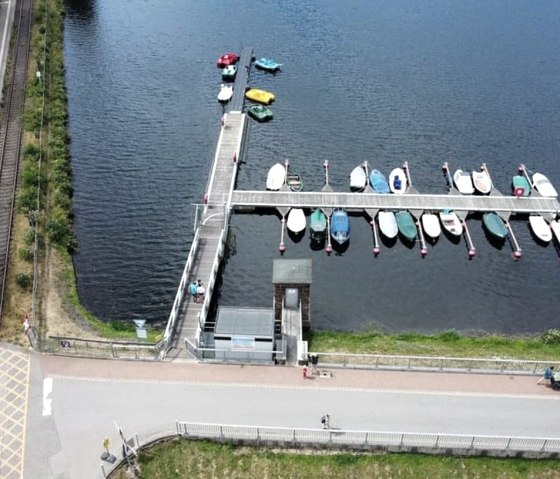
[190,281,199,303]
[537,366,554,385]
[321,414,330,429]
[197,280,206,302]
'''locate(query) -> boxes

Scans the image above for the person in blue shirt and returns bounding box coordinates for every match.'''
[190,281,199,303]
[537,366,554,385]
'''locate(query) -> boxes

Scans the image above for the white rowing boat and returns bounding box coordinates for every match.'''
[266,163,286,190]
[439,210,463,236]
[528,215,552,243]
[421,213,441,239]
[286,208,306,234]
[378,211,398,239]
[532,172,558,197]
[389,167,407,194]
[349,166,367,191]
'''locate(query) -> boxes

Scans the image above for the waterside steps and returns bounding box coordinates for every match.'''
[165,48,254,360]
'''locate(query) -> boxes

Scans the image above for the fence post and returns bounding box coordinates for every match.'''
[506,437,512,450]
[541,439,548,451]
[364,432,369,445]
[470,436,475,449]
[435,435,440,447]
[101,464,107,478]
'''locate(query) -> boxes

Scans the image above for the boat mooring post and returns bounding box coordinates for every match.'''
[279,216,287,255]
[371,219,380,256]
[518,163,532,186]
[403,161,412,189]
[462,219,476,258]
[442,161,453,190]
[506,221,522,259]
[417,219,428,257]
[325,216,333,255]
[323,160,330,186]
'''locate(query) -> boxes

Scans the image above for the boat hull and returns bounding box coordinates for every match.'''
[453,169,475,194]
[550,220,560,243]
[395,211,417,241]
[439,211,463,236]
[330,209,350,244]
[286,173,303,192]
[472,170,492,194]
[350,166,367,191]
[483,212,508,240]
[512,175,531,197]
[247,105,273,122]
[528,215,552,243]
[369,169,390,194]
[378,211,398,239]
[254,58,281,72]
[286,208,306,234]
[266,163,286,190]
[421,213,441,239]
[389,168,407,194]
[245,89,275,105]
[217,85,233,102]
[532,172,558,197]
[310,209,327,241]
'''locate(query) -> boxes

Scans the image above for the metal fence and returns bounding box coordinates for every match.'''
[175,422,560,456]
[101,421,560,477]
[185,337,286,365]
[310,351,549,375]
[38,336,161,360]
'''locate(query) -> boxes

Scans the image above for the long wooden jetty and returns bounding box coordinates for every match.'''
[231,190,560,217]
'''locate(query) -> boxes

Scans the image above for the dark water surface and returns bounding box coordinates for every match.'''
[64,0,560,333]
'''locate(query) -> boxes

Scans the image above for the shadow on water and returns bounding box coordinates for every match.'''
[380,234,397,248]
[482,228,507,250]
[288,229,305,244]
[331,240,350,256]
[64,0,96,20]
[309,238,326,251]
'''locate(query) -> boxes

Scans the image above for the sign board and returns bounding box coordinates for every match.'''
[231,336,256,350]
[133,320,147,339]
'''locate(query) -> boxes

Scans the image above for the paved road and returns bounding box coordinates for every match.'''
[11,351,558,479]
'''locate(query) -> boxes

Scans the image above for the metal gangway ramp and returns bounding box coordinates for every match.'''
[164,48,253,360]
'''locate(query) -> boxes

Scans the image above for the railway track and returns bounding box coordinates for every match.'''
[0,0,34,321]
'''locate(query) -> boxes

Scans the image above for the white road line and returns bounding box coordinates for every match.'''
[42,378,53,416]
[45,374,560,400]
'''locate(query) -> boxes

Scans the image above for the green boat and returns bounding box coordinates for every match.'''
[221,64,237,81]
[247,104,273,122]
[512,175,531,197]
[483,212,509,240]
[309,209,327,242]
[395,211,417,242]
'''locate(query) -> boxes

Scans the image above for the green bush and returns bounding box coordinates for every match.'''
[542,329,560,345]
[19,247,34,262]
[437,330,462,342]
[15,273,32,289]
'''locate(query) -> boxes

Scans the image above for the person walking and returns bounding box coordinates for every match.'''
[321,414,330,429]
[537,366,554,385]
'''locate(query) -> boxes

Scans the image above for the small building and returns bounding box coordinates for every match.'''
[213,307,275,363]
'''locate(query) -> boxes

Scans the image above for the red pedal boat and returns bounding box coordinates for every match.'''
[216,53,239,68]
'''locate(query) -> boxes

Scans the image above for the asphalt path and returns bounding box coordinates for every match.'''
[19,353,560,479]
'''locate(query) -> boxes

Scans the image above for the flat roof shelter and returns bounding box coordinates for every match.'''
[273,259,312,285]
[213,307,275,363]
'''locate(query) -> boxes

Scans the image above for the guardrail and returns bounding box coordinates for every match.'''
[309,351,549,375]
[175,422,560,456]
[101,421,560,477]
[160,228,201,355]
[185,337,286,364]
[39,336,160,360]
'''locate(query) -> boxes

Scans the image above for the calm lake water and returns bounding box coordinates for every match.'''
[64,0,560,334]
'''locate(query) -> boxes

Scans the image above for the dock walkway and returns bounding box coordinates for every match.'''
[231,190,560,217]
[167,48,253,359]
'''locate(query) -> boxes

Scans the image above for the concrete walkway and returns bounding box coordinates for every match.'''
[31,354,560,478]
[1,344,558,478]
